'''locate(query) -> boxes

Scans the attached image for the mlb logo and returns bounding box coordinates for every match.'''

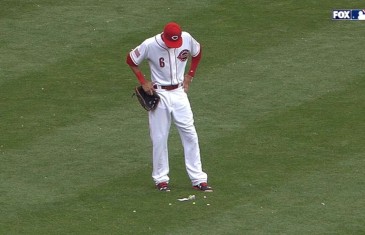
[351,9,365,20]
[332,10,352,20]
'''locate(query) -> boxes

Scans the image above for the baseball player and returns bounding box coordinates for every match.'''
[126,22,212,192]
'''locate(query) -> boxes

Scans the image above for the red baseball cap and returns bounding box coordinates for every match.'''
[162,22,182,48]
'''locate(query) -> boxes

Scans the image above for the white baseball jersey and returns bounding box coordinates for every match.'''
[129,32,200,86]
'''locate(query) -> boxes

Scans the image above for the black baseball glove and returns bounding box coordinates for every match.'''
[133,86,160,111]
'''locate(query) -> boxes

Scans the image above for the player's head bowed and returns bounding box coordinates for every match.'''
[162,22,182,48]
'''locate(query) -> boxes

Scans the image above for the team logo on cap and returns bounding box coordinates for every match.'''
[171,35,179,41]
[177,49,189,62]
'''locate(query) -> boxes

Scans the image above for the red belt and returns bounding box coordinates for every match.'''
[153,84,181,90]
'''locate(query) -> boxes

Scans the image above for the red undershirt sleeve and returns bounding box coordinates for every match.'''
[126,53,146,84]
[188,48,202,77]
[126,53,137,67]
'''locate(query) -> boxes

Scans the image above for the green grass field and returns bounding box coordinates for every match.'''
[1,0,364,234]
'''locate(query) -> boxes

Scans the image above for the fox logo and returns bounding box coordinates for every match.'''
[332,10,351,19]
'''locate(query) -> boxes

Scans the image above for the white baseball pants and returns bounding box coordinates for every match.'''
[149,87,208,186]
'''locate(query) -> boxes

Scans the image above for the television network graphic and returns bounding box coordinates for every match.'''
[332,9,365,20]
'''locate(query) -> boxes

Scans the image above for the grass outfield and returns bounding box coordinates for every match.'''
[1,0,364,234]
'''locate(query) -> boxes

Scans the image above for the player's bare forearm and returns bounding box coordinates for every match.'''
[141,81,154,95]
[183,74,193,93]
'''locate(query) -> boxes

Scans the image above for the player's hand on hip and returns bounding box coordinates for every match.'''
[183,74,193,93]
[142,81,155,95]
